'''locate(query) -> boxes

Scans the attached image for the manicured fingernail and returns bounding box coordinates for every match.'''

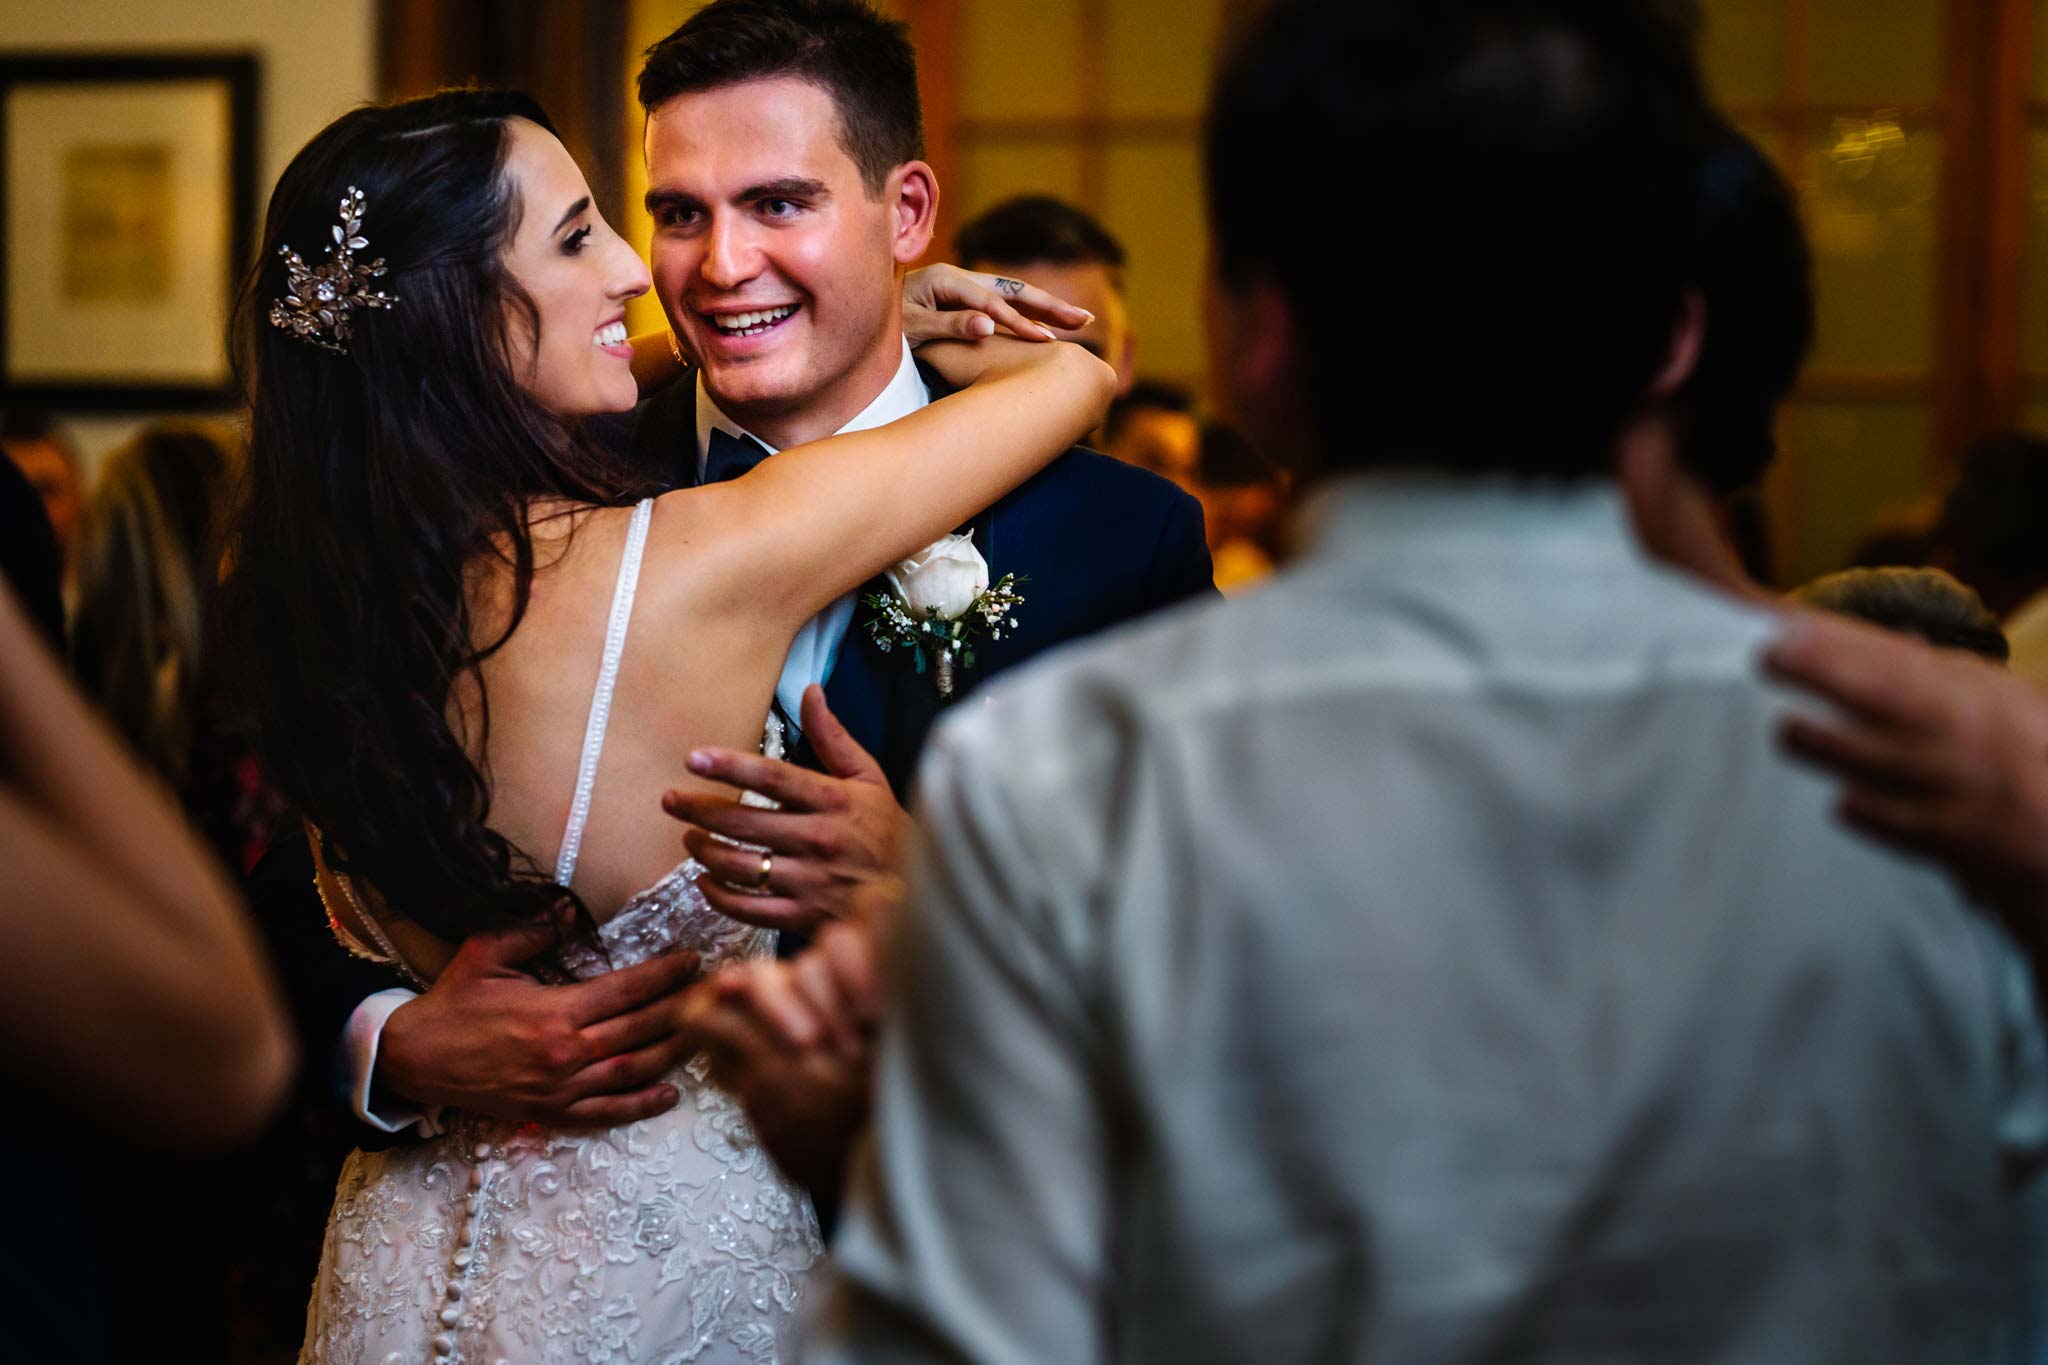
[1037,325,1058,341]
[1079,310,1095,323]
[972,314,994,336]
[659,1086,680,1110]
[688,750,713,773]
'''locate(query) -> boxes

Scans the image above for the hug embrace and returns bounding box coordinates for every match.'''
[229,0,1212,1360]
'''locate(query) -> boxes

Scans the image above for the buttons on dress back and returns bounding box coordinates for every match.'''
[433,1142,502,1360]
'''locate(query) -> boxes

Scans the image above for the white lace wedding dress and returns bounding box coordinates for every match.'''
[301,499,823,1364]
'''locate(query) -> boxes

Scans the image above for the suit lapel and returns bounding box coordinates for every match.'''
[816,604,889,773]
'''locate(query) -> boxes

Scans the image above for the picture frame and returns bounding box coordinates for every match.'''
[0,53,258,410]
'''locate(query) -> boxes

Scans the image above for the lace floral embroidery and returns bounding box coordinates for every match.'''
[302,862,820,1365]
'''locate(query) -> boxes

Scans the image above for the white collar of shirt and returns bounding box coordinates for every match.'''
[1293,471,1643,576]
[693,335,929,479]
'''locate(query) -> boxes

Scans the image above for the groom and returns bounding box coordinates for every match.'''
[317,0,1212,1149]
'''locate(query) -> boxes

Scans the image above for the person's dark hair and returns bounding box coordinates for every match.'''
[1675,118,1813,495]
[1,409,64,447]
[1791,567,2010,663]
[955,195,1127,283]
[221,89,656,946]
[1206,0,1710,477]
[70,425,234,784]
[1200,422,1278,489]
[1938,432,2048,610]
[637,0,923,196]
[1103,378,1195,445]
[0,451,64,653]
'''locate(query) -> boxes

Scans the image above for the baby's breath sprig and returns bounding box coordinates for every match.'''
[862,573,1027,698]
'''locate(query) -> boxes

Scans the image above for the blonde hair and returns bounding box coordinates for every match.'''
[68,424,236,784]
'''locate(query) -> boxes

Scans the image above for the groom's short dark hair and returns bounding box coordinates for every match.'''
[638,0,924,197]
[1207,0,1712,478]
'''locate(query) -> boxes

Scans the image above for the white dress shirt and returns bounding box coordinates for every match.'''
[346,340,930,1135]
[810,475,2048,1365]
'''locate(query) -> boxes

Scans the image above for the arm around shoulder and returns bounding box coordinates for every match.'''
[679,340,1116,631]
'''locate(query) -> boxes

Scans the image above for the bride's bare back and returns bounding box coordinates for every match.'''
[462,492,794,919]
[345,334,1114,966]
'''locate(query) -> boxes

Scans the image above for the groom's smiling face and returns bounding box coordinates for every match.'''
[644,76,928,440]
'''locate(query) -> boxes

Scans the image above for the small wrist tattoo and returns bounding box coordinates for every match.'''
[993,277,1025,297]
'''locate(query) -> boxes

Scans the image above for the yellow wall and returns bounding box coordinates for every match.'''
[622,0,710,338]
[951,0,1222,394]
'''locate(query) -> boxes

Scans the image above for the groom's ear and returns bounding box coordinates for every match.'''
[885,160,939,266]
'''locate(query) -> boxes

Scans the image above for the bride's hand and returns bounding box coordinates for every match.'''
[624,265,1093,396]
[901,263,1093,346]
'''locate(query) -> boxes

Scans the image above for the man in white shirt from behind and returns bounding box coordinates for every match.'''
[807,3,2048,1362]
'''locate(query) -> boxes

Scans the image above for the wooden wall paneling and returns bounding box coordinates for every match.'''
[902,0,961,260]
[1762,0,1812,583]
[376,0,630,228]
[1933,0,1998,471]
[1076,0,1109,212]
[1977,0,2036,435]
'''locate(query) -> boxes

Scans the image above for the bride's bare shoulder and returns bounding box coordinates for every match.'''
[639,481,760,598]
[462,501,641,627]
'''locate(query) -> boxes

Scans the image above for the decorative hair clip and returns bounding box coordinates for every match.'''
[268,186,398,354]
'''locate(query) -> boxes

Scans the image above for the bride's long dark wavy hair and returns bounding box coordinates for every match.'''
[222,89,656,942]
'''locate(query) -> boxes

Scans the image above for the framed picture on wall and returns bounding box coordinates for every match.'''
[0,53,258,410]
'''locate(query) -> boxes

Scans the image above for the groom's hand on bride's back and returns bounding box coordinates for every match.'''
[376,917,704,1128]
[664,685,909,933]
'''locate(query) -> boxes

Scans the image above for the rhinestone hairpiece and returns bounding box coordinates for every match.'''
[267,186,398,355]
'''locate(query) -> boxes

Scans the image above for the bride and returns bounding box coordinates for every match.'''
[222,90,1109,1363]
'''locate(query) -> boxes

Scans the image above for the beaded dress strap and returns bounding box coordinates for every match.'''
[555,497,654,887]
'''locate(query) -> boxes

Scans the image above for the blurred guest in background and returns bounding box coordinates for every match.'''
[956,194,1135,433]
[1620,116,1810,601]
[0,444,66,653]
[1844,496,1944,571]
[52,422,299,1359]
[1,409,85,569]
[0,575,294,1362]
[1195,420,1281,592]
[811,3,2048,1362]
[1105,388,1292,592]
[1104,376,1199,484]
[1792,565,2010,662]
[1936,432,2048,687]
[69,423,288,875]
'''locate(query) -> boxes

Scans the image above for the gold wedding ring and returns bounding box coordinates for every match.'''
[756,852,774,892]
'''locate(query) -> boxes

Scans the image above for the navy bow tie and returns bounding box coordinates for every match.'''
[704,428,772,485]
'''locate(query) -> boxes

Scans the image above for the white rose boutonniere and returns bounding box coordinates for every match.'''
[862,531,1025,698]
[887,533,987,618]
